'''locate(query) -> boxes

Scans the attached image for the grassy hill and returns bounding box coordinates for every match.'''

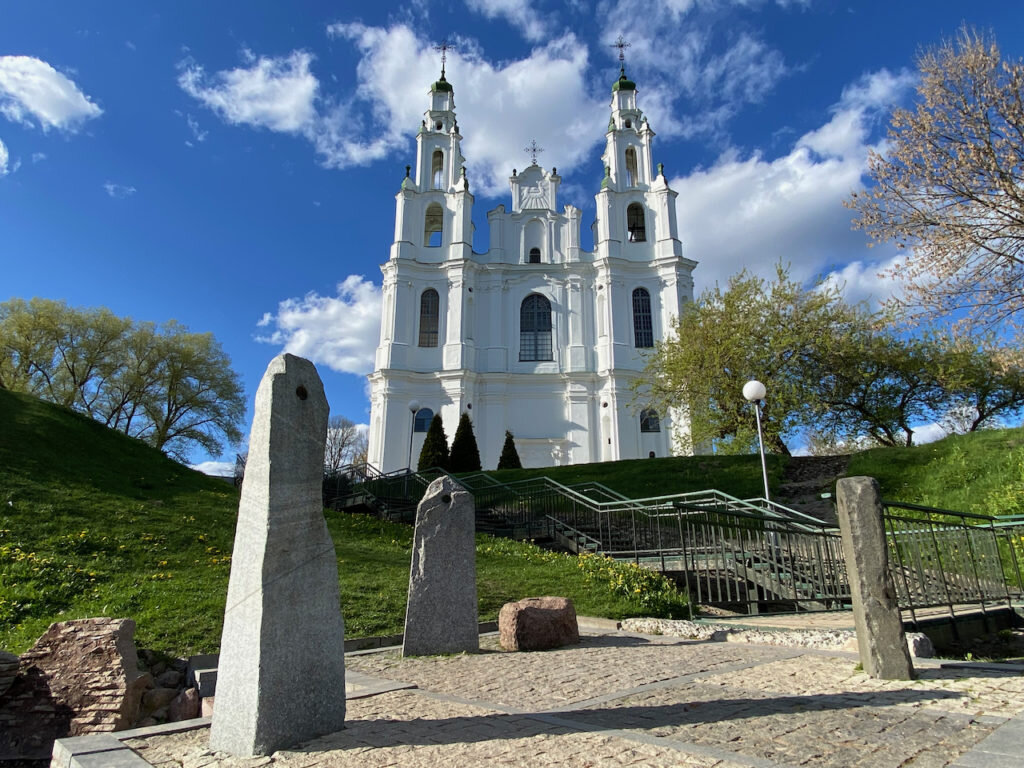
[0,389,689,657]
[4,387,1021,659]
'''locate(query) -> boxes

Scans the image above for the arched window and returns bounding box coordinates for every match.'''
[431,150,444,189]
[640,409,661,433]
[627,203,646,242]
[418,289,439,347]
[520,294,553,362]
[414,408,434,432]
[424,203,443,247]
[625,147,638,187]
[632,287,653,348]
[528,247,541,264]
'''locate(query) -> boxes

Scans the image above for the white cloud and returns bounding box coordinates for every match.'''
[0,137,8,176]
[464,0,547,42]
[104,181,137,198]
[181,26,602,195]
[672,69,914,299]
[256,275,382,375]
[178,50,318,134]
[328,23,604,195]
[185,113,207,143]
[597,2,792,139]
[31,151,46,163]
[820,254,907,310]
[0,55,102,132]
[911,422,948,445]
[190,460,235,477]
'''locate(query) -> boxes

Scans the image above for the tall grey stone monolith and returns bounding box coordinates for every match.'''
[836,476,914,680]
[403,476,479,656]
[209,354,345,756]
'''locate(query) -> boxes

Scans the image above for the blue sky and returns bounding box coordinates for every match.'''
[2,1,1022,473]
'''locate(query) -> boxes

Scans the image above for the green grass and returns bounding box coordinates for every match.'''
[479,452,784,501]
[0,389,689,657]
[846,427,1024,516]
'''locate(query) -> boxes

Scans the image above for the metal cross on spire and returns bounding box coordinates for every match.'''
[524,139,544,166]
[433,39,456,79]
[610,35,630,75]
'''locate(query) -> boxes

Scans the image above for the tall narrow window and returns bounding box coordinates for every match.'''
[627,203,646,242]
[640,409,661,433]
[528,247,541,264]
[418,289,439,347]
[625,147,638,187]
[520,294,553,362]
[414,408,434,432]
[424,203,443,247]
[431,150,444,189]
[632,287,653,348]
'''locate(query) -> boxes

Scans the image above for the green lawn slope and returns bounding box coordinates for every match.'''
[0,389,689,657]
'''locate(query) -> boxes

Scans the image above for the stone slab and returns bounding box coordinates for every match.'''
[837,476,915,680]
[403,475,479,656]
[208,354,346,756]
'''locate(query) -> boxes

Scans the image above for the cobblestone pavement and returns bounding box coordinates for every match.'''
[126,631,1024,768]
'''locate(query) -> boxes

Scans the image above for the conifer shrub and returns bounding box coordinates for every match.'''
[417,413,449,470]
[449,412,482,472]
[497,430,523,470]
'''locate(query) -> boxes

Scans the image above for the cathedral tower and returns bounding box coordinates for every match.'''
[366,56,696,471]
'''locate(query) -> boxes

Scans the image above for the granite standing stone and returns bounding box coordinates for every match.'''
[836,476,915,680]
[403,476,479,656]
[209,354,346,756]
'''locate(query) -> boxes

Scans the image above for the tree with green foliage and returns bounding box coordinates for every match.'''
[448,412,482,472]
[497,430,522,469]
[0,298,245,461]
[639,265,869,455]
[417,413,449,470]
[934,335,1024,434]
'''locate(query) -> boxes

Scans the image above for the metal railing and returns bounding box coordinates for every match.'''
[334,466,1024,617]
[883,500,1024,627]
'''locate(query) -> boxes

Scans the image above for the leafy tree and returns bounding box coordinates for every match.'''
[417,413,449,470]
[449,412,482,472]
[934,335,1024,432]
[849,27,1024,335]
[639,265,867,455]
[324,414,360,473]
[811,330,948,448]
[0,298,245,462]
[497,430,522,469]
[142,324,245,461]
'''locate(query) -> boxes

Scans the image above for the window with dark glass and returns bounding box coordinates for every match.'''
[632,287,654,348]
[528,247,541,263]
[414,408,434,432]
[640,409,661,433]
[520,294,553,362]
[627,203,646,242]
[418,289,439,347]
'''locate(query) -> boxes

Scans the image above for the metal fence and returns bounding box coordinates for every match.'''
[336,467,1024,618]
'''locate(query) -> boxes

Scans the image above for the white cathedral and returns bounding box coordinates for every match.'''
[366,61,697,472]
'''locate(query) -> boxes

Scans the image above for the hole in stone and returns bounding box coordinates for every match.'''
[296,386,308,401]
[442,494,452,504]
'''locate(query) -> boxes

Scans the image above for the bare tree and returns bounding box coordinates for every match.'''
[324,415,360,473]
[848,27,1024,335]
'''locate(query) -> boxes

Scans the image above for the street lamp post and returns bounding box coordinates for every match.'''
[742,380,770,502]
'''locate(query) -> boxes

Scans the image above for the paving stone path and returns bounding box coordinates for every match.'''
[125,630,1024,767]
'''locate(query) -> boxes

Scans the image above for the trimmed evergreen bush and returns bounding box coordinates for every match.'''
[417,413,449,470]
[497,430,523,470]
[449,412,482,472]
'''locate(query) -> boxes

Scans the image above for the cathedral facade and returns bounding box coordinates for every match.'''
[366,65,697,471]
